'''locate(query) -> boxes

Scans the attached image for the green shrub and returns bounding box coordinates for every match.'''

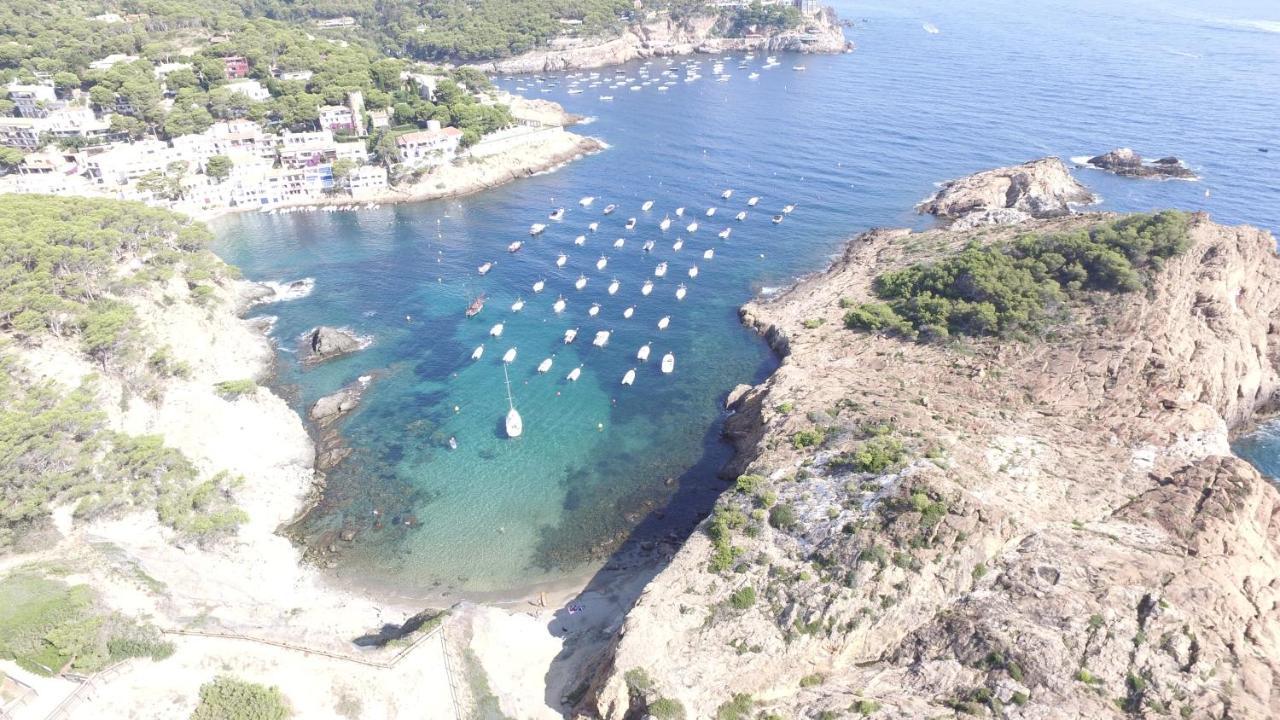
[831,437,905,474]
[729,586,756,610]
[735,475,764,494]
[855,699,882,715]
[624,667,654,695]
[214,379,257,398]
[190,675,291,720]
[791,429,826,449]
[648,697,685,720]
[768,504,797,531]
[799,672,824,688]
[715,693,754,720]
[802,318,825,329]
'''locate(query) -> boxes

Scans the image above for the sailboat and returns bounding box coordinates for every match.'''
[529,223,547,235]
[642,200,655,211]
[641,280,654,296]
[637,343,651,361]
[589,303,600,317]
[472,345,485,360]
[503,364,522,438]
[673,238,683,251]
[503,347,518,363]
[686,221,698,233]
[553,296,567,313]
[718,228,732,239]
[588,222,599,232]
[579,196,595,207]
[735,211,747,221]
[508,240,523,253]
[772,215,784,224]
[608,278,620,294]
[654,262,668,277]
[705,207,716,217]
[661,353,675,373]
[567,366,582,381]
[511,298,525,312]
[721,189,733,200]
[575,275,588,290]
[660,216,672,231]
[593,330,611,347]
[676,284,687,300]
[564,327,578,343]
[621,368,636,386]
[657,316,670,329]
[490,322,504,337]
[623,306,635,319]
[538,357,554,373]
[574,235,586,245]
[675,207,685,217]
[688,265,699,278]
[596,256,608,270]
[556,253,568,267]
[533,279,545,293]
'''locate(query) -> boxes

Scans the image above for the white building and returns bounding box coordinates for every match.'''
[8,83,60,118]
[223,79,271,102]
[318,105,356,133]
[0,118,43,149]
[348,165,388,197]
[84,139,176,185]
[278,129,337,168]
[88,54,140,71]
[395,121,462,169]
[368,108,392,129]
[278,70,313,82]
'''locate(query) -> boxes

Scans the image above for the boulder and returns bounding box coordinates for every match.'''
[917,157,1094,225]
[1086,147,1197,179]
[309,386,361,426]
[305,326,365,363]
[726,383,754,409]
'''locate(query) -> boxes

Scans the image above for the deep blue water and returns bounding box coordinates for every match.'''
[212,0,1280,599]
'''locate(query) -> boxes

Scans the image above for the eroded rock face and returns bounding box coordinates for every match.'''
[304,326,366,363]
[590,212,1280,719]
[1087,147,1198,179]
[917,157,1095,225]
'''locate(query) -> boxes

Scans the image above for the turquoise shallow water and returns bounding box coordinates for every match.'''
[213,0,1280,599]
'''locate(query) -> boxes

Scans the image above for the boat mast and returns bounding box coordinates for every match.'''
[503,363,516,411]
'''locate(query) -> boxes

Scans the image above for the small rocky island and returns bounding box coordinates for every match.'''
[916,156,1095,228]
[304,326,368,364]
[1084,147,1198,179]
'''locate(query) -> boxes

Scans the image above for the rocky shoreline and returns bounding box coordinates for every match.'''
[468,7,852,75]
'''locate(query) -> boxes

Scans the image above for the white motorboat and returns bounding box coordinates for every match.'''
[621,368,636,386]
[503,364,522,438]
[556,253,568,267]
[603,204,617,214]
[472,345,484,360]
[703,248,715,259]
[502,347,518,363]
[511,298,525,312]
[661,353,675,373]
[642,240,655,252]
[588,222,599,232]
[641,280,654,296]
[589,303,600,317]
[676,284,687,300]
[748,72,760,80]
[772,215,784,224]
[747,196,760,206]
[721,189,733,199]
[574,235,586,245]
[625,218,637,230]
[675,207,685,217]
[705,207,716,217]
[596,256,608,270]
[567,366,582,381]
[673,238,684,251]
[593,330,610,347]
[575,275,588,290]
[660,216,672,231]
[688,265,699,278]
[654,262,668,277]
[637,343,651,362]
[548,208,565,221]
[686,222,698,232]
[641,200,655,211]
[530,223,547,235]
[508,240,523,253]
[533,279,545,293]
[538,357,553,373]
[490,322,504,337]
[579,196,595,207]
[478,262,493,275]
[623,306,635,319]
[718,228,732,239]
[735,211,747,221]
[613,238,625,248]
[564,327,578,343]
[553,296,567,313]
[608,279,620,295]
[657,315,670,330]
[783,204,795,214]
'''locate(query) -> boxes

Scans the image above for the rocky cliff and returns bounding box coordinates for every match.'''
[590,212,1280,719]
[469,8,850,75]
[917,157,1096,228]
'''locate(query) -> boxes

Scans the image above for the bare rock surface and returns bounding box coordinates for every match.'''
[917,157,1095,224]
[1086,147,1198,179]
[304,326,367,363]
[589,212,1280,719]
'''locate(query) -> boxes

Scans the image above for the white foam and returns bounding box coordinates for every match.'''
[253,278,315,305]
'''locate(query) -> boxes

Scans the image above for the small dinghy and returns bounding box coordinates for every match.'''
[478,261,493,275]
[533,279,545,293]
[686,221,698,233]
[603,204,617,215]
[675,284,687,300]
[548,208,565,221]
[688,265,699,278]
[772,215,784,224]
[588,222,599,232]
[613,237,625,248]
[718,228,732,239]
[593,330,610,347]
[621,368,636,386]
[589,303,600,317]
[637,343,651,362]
[567,366,582,381]
[490,322,504,337]
[625,217,637,230]
[503,347,518,363]
[472,345,485,360]
[661,353,675,373]
[511,298,525,312]
[564,327,578,343]
[553,296,567,313]
[675,207,685,217]
[538,357,553,373]
[508,240,523,253]
[642,240,655,252]
[596,256,608,270]
[623,305,635,319]
[580,196,595,207]
[660,216,672,231]
[703,248,715,259]
[642,279,654,296]
[575,275,588,290]
[654,262,668,277]
[735,211,747,221]
[673,238,684,251]
[530,223,547,235]
[608,278,620,295]
[657,315,670,330]
[574,235,586,245]
[747,196,760,207]
[783,204,795,214]
[556,253,568,267]
[721,189,733,199]
[705,207,716,217]
[641,200,655,211]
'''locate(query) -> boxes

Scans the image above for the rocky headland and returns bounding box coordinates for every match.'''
[468,7,851,75]
[916,156,1096,228]
[588,193,1280,717]
[1084,147,1199,180]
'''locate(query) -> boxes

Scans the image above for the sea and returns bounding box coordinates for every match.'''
[211,0,1280,601]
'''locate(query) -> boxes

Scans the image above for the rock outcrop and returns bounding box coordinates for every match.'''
[304,326,367,363]
[590,212,1280,719]
[1086,147,1198,179]
[309,375,372,427]
[468,8,850,75]
[917,157,1095,226]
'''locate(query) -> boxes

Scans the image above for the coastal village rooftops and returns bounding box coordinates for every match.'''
[224,79,270,102]
[396,126,463,147]
[89,54,140,71]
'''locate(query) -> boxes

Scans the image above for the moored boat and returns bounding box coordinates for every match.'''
[718,228,732,239]
[556,253,568,267]
[613,238,625,248]
[641,200,655,211]
[538,357,553,373]
[657,315,670,329]
[623,305,635,319]
[654,262,667,277]
[661,352,675,373]
[567,366,582,381]
[637,343,651,361]
[686,221,698,232]
[642,279,654,296]
[593,330,611,347]
[621,368,636,386]
[608,278,620,294]
[472,344,484,360]
[721,189,733,199]
[705,207,716,217]
[772,215,784,224]
[688,265,699,278]
[533,279,545,293]
[660,216,672,231]
[673,238,684,251]
[553,296,567,313]
[579,196,595,207]
[603,204,617,214]
[589,303,600,317]
[503,365,522,438]
[549,208,565,221]
[564,327,578,343]
[747,196,759,206]
[596,256,608,270]
[511,298,524,312]
[575,275,588,290]
[735,211,747,221]
[625,217,637,230]
[530,223,547,235]
[502,347,517,363]
[588,222,599,232]
[783,204,795,214]
[478,261,493,275]
[574,235,586,245]
[675,284,687,300]
[466,293,487,317]
[490,322,504,337]
[675,207,685,217]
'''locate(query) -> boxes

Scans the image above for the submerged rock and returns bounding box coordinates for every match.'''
[305,326,366,363]
[1085,147,1197,179]
[917,157,1094,225]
